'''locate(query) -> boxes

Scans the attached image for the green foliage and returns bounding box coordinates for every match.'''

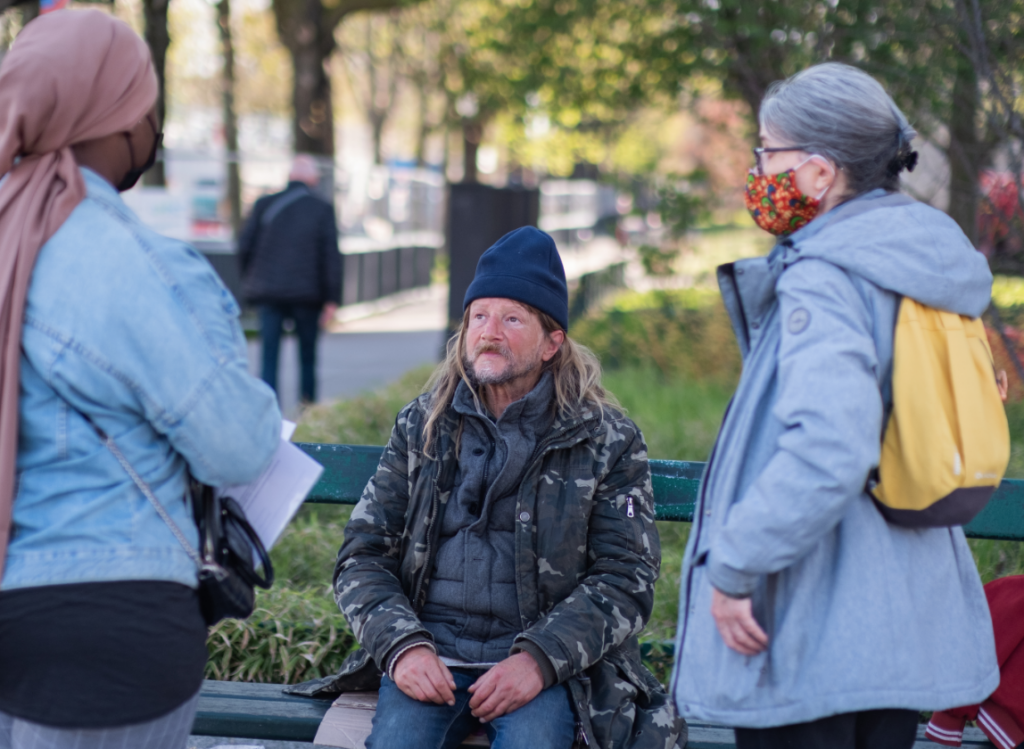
[272,505,352,588]
[205,505,356,683]
[992,275,1024,312]
[654,171,713,238]
[294,365,435,445]
[637,244,680,277]
[205,585,355,684]
[602,367,731,464]
[573,288,741,386]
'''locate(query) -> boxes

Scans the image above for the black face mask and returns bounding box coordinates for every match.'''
[117,114,163,192]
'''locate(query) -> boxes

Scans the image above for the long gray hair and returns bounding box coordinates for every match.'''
[422,305,616,456]
[760,62,918,195]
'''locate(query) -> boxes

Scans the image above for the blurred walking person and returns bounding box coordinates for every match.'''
[239,155,341,406]
[0,11,280,749]
[671,62,999,749]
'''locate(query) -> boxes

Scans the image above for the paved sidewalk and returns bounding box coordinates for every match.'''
[247,329,446,419]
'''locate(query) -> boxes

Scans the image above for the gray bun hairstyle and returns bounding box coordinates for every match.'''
[759,62,918,195]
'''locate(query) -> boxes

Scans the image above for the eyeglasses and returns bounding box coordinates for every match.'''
[752,146,811,176]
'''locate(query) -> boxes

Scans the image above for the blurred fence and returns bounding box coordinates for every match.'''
[124,151,625,311]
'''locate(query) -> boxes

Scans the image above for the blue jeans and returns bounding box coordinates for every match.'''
[366,671,576,749]
[258,303,321,403]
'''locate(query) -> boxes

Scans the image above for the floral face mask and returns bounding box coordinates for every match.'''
[744,156,833,236]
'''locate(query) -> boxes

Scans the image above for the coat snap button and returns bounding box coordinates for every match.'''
[519,511,531,522]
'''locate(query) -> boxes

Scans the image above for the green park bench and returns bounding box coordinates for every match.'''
[192,443,1017,748]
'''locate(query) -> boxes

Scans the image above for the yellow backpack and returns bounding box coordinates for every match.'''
[868,298,1010,527]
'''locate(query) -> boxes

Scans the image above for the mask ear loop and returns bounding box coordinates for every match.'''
[793,154,837,201]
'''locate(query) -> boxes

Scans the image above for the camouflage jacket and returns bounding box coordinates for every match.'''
[286,392,686,749]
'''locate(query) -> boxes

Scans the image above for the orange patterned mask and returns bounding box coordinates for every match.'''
[744,167,822,236]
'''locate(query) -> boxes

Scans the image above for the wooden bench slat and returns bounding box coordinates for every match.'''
[297,443,1024,540]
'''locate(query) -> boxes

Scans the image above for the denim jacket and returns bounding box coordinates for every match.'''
[5,167,281,592]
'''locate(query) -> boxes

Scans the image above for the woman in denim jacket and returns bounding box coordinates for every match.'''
[0,12,280,749]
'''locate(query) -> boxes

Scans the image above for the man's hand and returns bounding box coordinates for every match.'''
[320,302,338,330]
[468,652,544,723]
[392,646,456,706]
[711,587,769,656]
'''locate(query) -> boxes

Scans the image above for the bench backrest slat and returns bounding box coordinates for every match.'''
[296,444,1023,540]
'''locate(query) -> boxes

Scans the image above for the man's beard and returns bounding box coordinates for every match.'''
[465,342,540,386]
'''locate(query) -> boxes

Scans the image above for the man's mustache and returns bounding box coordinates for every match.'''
[471,343,512,360]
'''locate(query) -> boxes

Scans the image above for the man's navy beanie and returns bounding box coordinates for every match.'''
[463,226,569,330]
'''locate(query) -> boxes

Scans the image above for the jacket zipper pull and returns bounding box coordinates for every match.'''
[626,495,635,518]
[576,722,590,746]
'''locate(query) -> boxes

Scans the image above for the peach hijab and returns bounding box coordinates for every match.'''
[0,10,157,580]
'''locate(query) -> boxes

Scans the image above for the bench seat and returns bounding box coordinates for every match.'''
[193,680,996,747]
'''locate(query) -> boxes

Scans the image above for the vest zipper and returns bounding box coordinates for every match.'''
[626,495,635,518]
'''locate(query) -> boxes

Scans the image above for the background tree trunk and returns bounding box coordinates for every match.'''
[217,0,242,236]
[414,87,429,167]
[289,36,335,156]
[272,0,420,165]
[461,120,482,183]
[142,0,170,186]
[947,51,985,245]
[19,1,36,25]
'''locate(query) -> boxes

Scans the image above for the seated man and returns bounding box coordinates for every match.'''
[296,227,686,749]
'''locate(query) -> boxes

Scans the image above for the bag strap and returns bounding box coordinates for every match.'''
[79,413,216,576]
[260,184,309,228]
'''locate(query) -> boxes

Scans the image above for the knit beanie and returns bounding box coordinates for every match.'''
[463,226,569,330]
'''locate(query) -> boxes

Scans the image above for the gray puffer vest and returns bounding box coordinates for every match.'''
[420,375,555,663]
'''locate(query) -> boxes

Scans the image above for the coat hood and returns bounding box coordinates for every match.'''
[784,189,993,317]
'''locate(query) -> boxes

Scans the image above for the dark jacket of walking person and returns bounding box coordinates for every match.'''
[0,11,281,749]
[239,155,341,404]
[671,62,998,749]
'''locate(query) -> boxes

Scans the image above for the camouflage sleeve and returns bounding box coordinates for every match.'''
[332,404,433,669]
[514,421,660,684]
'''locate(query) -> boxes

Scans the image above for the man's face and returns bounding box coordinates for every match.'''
[464,298,561,386]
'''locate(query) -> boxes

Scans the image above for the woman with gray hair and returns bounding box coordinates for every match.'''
[671,62,997,749]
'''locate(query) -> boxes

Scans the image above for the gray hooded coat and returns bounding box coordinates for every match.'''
[671,190,1000,727]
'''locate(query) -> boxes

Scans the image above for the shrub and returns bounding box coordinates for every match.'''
[205,585,355,684]
[573,288,741,386]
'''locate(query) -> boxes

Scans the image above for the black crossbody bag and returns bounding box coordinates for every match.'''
[83,414,274,625]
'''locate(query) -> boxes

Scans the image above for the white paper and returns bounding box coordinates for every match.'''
[280,420,297,441]
[217,420,323,550]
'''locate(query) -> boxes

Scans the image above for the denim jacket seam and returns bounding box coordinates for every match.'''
[92,199,230,362]
[25,315,167,423]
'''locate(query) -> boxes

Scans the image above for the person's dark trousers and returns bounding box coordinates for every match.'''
[258,303,322,404]
[734,709,920,749]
